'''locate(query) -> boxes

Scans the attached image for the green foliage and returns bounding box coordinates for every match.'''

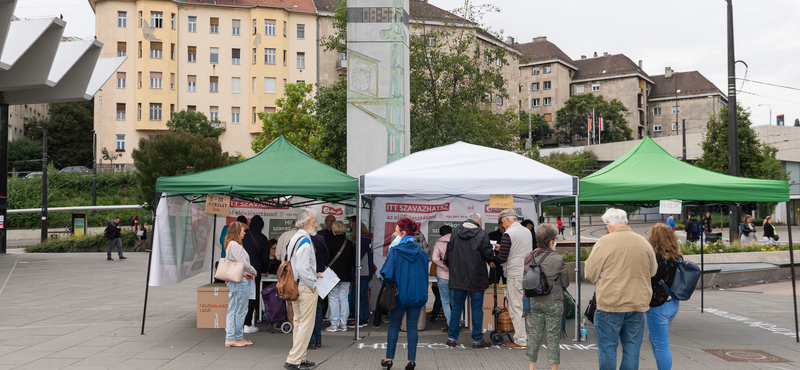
[101,147,121,169]
[25,101,94,169]
[313,77,347,172]
[319,0,347,53]
[251,82,318,154]
[8,138,43,173]
[696,105,787,182]
[166,109,223,139]
[561,248,591,263]
[518,112,553,149]
[554,94,632,146]
[538,151,598,178]
[409,1,523,152]
[679,239,790,255]
[24,231,140,253]
[132,131,235,208]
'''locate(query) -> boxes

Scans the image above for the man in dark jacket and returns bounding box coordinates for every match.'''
[445,213,494,348]
[487,224,506,284]
[105,217,126,261]
[308,233,329,349]
[242,215,269,333]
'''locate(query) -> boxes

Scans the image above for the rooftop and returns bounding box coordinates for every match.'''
[572,53,651,82]
[650,70,726,100]
[513,36,577,69]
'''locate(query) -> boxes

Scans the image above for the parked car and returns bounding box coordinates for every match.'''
[59,166,89,174]
[24,172,42,179]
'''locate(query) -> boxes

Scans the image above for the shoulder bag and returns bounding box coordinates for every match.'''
[214,245,245,283]
[377,249,398,311]
[659,256,701,301]
[584,293,597,323]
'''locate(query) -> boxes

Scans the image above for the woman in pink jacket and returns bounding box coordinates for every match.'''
[431,225,453,332]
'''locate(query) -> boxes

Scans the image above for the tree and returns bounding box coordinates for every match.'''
[25,101,94,169]
[554,94,631,146]
[319,0,346,53]
[8,138,43,173]
[696,105,786,181]
[101,147,121,169]
[251,82,319,155]
[313,77,347,172]
[166,110,222,139]
[518,112,553,148]
[131,131,235,206]
[409,1,523,152]
[537,150,598,178]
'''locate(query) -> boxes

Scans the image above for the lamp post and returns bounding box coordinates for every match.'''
[759,104,772,126]
[91,130,97,216]
[41,127,48,243]
[727,0,740,243]
[520,83,532,148]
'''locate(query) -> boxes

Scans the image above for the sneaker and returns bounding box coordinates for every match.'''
[359,322,368,328]
[472,340,491,348]
[325,325,338,332]
[284,362,309,370]
[505,342,526,350]
[119,257,127,260]
[243,325,259,333]
[107,258,113,261]
[382,316,390,324]
[301,361,315,367]
[446,340,457,347]
[347,321,357,328]
[338,325,348,332]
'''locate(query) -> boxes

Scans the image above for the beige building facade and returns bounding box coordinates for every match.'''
[90,0,318,168]
[7,103,49,141]
[648,69,728,138]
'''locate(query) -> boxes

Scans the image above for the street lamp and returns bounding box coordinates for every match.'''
[759,104,772,126]
[520,83,532,148]
[39,126,48,242]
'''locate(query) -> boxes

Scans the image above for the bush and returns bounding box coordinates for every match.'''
[562,248,591,263]
[679,240,791,255]
[25,231,140,253]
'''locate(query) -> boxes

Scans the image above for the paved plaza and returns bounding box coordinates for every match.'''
[0,251,798,369]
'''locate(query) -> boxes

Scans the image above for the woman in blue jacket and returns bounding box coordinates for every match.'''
[380,217,428,370]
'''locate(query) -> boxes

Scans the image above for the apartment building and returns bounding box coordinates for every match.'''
[7,103,48,140]
[90,0,318,169]
[648,68,727,138]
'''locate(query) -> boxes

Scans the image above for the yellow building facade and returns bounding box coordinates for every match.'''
[90,0,317,168]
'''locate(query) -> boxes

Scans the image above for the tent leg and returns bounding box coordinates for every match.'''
[211,214,217,284]
[700,224,704,313]
[787,201,799,342]
[141,192,159,335]
[355,193,363,341]
[574,195,581,341]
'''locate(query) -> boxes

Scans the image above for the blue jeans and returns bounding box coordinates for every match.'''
[387,306,422,361]
[646,300,680,370]
[225,279,249,341]
[329,282,350,326]
[595,310,645,370]
[448,289,484,343]
[309,299,323,346]
[350,277,371,323]
[437,277,452,325]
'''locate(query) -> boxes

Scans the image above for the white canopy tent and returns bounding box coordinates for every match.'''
[353,141,582,339]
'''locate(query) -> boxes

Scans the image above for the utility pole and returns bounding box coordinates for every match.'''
[528,85,532,148]
[41,128,48,243]
[92,130,97,216]
[0,104,8,254]
[727,0,741,242]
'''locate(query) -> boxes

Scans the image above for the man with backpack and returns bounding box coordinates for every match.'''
[444,212,495,349]
[105,217,126,261]
[684,214,701,243]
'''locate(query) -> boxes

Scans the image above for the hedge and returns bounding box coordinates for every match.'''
[24,231,141,253]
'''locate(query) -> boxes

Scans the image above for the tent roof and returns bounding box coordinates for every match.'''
[361,141,576,199]
[575,137,789,204]
[155,136,358,202]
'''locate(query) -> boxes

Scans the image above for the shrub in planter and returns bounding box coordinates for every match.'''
[25,231,139,253]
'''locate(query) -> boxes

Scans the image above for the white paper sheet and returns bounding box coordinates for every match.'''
[249,278,256,300]
[316,268,340,299]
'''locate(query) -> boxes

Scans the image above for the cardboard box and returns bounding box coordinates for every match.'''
[464,284,507,332]
[197,283,228,328]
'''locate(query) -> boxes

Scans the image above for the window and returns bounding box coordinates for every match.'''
[297,24,305,39]
[252,77,257,93]
[118,12,126,28]
[532,82,539,91]
[653,107,662,116]
[171,13,175,29]
[116,135,125,150]
[543,97,552,106]
[265,19,276,35]
[209,106,219,121]
[252,107,257,123]
[116,103,125,120]
[187,46,196,62]
[671,106,681,114]
[543,113,552,122]
[116,72,126,88]
[232,48,240,64]
[264,48,276,64]
[137,103,141,120]
[592,83,600,92]
[170,104,175,119]
[653,124,663,132]
[151,12,163,28]
[672,122,680,130]
[283,50,286,65]
[149,72,162,89]
[576,85,584,94]
[187,105,196,112]
[543,81,551,90]
[483,53,490,63]
[532,98,540,107]
[231,77,240,94]
[339,52,347,61]
[170,73,174,89]
[149,103,162,120]
[210,76,219,92]
[232,19,240,35]
[138,11,142,28]
[485,92,492,103]
[496,58,502,66]
[137,71,142,88]
[138,41,142,58]
[543,65,551,74]
[188,16,196,32]
[297,53,305,69]
[116,42,126,57]
[170,43,175,60]
[210,17,219,33]
[496,95,503,106]
[187,75,196,91]
[264,77,276,93]
[150,41,162,58]
[283,21,286,37]
[253,19,257,35]
[210,47,219,63]
[532,66,540,75]
[231,107,240,124]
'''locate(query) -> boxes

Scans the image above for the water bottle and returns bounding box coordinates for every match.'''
[580,316,588,341]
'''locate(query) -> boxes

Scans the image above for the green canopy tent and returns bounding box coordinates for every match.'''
[549,137,797,341]
[141,136,359,334]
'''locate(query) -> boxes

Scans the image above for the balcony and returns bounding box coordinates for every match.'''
[212,121,226,131]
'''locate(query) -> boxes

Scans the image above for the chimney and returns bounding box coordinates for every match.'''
[665,67,673,79]
[593,52,598,58]
[581,55,586,59]
[532,36,547,43]
[506,36,515,45]
[603,52,608,57]
[638,60,642,69]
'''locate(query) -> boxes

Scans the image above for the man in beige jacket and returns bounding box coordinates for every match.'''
[585,208,657,370]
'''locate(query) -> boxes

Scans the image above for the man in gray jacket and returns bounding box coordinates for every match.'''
[493,209,532,349]
[284,209,323,370]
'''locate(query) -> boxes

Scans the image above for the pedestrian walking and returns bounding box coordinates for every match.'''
[646,224,682,370]
[570,212,576,236]
[105,217,126,261]
[134,222,148,251]
[702,212,713,243]
[556,217,564,240]
[741,215,757,245]
[763,216,776,246]
[666,214,677,232]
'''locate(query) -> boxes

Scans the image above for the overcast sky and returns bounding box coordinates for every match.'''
[13,0,800,127]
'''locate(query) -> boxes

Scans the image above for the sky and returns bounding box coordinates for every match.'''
[12,0,800,127]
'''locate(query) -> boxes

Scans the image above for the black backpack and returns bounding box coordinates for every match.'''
[523,251,552,297]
